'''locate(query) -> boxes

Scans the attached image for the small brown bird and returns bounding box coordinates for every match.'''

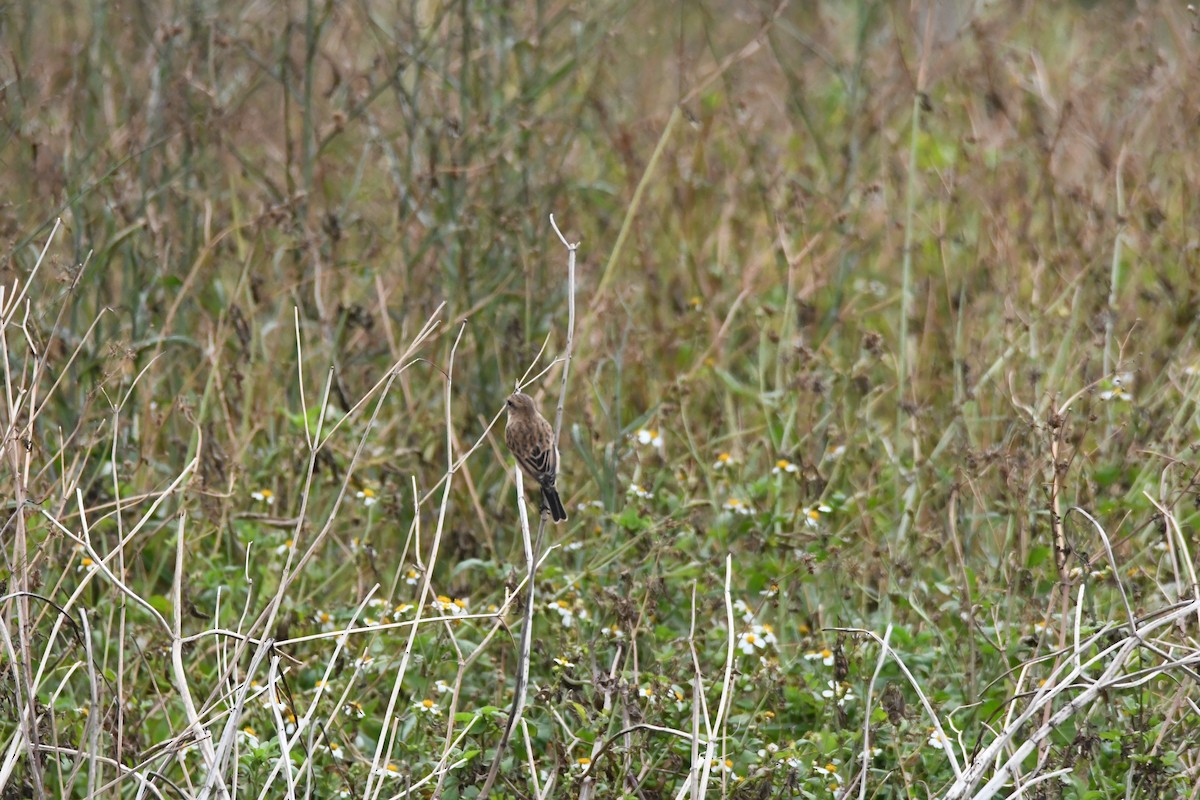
[504,392,567,523]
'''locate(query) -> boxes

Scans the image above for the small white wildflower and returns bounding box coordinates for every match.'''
[413,698,441,715]
[801,504,832,528]
[822,445,846,462]
[734,599,755,623]
[635,428,664,450]
[927,729,950,750]
[239,726,260,749]
[737,630,764,655]
[820,680,856,707]
[547,599,586,628]
[723,497,753,515]
[804,648,835,667]
[601,625,625,639]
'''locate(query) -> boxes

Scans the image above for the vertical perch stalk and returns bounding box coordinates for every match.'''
[481,216,578,795]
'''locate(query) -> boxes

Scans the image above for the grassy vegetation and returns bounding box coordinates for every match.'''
[3,1,1200,798]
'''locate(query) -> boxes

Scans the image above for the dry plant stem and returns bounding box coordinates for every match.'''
[1044,400,1073,759]
[1048,404,1069,577]
[2,455,196,795]
[253,590,378,799]
[1144,494,1200,631]
[1102,149,1126,380]
[688,586,702,800]
[521,719,541,798]
[395,712,489,800]
[548,213,578,436]
[212,309,434,754]
[829,626,962,779]
[678,607,716,800]
[480,216,579,796]
[945,599,1200,800]
[81,610,99,799]
[110,405,128,786]
[580,647,626,800]
[694,555,736,800]
[583,722,707,786]
[196,356,333,797]
[858,624,893,800]
[30,745,168,800]
[1066,507,1137,632]
[363,323,465,800]
[203,639,291,796]
[896,91,920,459]
[0,298,44,795]
[0,610,35,793]
[478,470,537,798]
[171,512,228,798]
[262,656,298,800]
[0,218,61,326]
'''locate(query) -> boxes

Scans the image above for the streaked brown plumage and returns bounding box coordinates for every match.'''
[504,392,567,523]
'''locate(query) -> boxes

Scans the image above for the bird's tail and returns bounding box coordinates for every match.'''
[542,485,568,523]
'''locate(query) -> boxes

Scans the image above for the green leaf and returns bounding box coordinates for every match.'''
[616,506,652,533]
[149,594,171,617]
[1027,546,1052,568]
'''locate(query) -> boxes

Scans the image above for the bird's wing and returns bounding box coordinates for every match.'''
[523,445,555,481]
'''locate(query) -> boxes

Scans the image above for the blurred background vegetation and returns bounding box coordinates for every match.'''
[3,0,1200,797]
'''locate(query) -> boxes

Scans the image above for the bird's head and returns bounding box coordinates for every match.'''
[506,392,536,416]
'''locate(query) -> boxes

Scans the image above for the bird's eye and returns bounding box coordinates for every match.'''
[506,398,515,408]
